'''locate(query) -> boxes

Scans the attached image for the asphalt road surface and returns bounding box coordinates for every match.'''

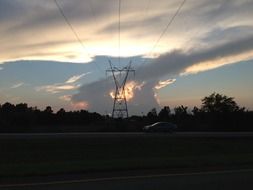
[1,132,253,139]
[1,131,253,190]
[1,169,253,190]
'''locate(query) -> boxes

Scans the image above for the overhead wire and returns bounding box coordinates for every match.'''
[140,0,187,67]
[87,0,112,65]
[54,0,103,73]
[130,0,152,67]
[54,0,186,74]
[118,0,121,68]
[130,0,151,68]
[144,0,151,17]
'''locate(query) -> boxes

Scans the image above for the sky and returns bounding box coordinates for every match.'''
[0,0,253,115]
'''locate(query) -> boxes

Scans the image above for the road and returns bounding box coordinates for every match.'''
[1,131,253,190]
[1,169,253,190]
[1,132,253,139]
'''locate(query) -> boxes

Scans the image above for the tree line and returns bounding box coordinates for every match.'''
[144,92,251,132]
[0,103,104,132]
[0,92,252,132]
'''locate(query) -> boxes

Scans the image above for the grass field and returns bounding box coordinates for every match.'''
[1,134,253,179]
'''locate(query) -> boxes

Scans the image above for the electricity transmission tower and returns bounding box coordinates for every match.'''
[55,0,185,120]
[106,61,135,118]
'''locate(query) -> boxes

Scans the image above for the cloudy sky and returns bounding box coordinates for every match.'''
[0,0,253,115]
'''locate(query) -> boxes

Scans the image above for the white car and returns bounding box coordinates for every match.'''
[143,122,177,133]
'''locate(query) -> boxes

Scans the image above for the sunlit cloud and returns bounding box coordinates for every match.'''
[1,0,252,63]
[135,81,146,90]
[155,79,176,89]
[36,71,92,94]
[59,94,88,110]
[11,82,25,89]
[73,34,253,114]
[154,92,161,106]
[182,50,253,75]
[36,84,79,94]
[65,72,91,83]
[1,0,253,113]
[59,95,72,101]
[71,101,89,110]
[109,81,138,101]
[109,81,145,101]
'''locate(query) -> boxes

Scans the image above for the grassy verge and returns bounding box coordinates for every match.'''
[1,135,253,178]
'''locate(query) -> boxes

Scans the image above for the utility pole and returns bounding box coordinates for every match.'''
[106,60,135,118]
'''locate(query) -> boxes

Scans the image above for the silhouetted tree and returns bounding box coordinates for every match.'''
[57,108,66,115]
[0,93,252,132]
[44,106,53,113]
[147,108,158,121]
[15,103,29,112]
[192,106,200,115]
[201,92,242,113]
[41,106,54,125]
[1,102,15,113]
[158,106,171,121]
[199,92,247,131]
[174,105,188,116]
[147,108,157,116]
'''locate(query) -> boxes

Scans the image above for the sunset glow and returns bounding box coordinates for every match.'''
[0,0,253,114]
[109,81,144,101]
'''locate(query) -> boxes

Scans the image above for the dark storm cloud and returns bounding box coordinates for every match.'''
[201,25,253,43]
[1,0,253,63]
[1,0,253,113]
[1,0,100,36]
[0,0,25,21]
[72,35,253,114]
[201,0,253,21]
[72,73,160,115]
[98,11,169,35]
[137,35,253,80]
[1,0,253,36]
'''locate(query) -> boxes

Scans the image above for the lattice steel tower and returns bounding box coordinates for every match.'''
[106,61,135,118]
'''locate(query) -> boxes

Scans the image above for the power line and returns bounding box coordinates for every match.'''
[144,0,151,17]
[54,0,103,73]
[130,0,151,66]
[87,0,97,22]
[141,0,187,66]
[87,0,112,65]
[118,0,121,68]
[54,0,88,54]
